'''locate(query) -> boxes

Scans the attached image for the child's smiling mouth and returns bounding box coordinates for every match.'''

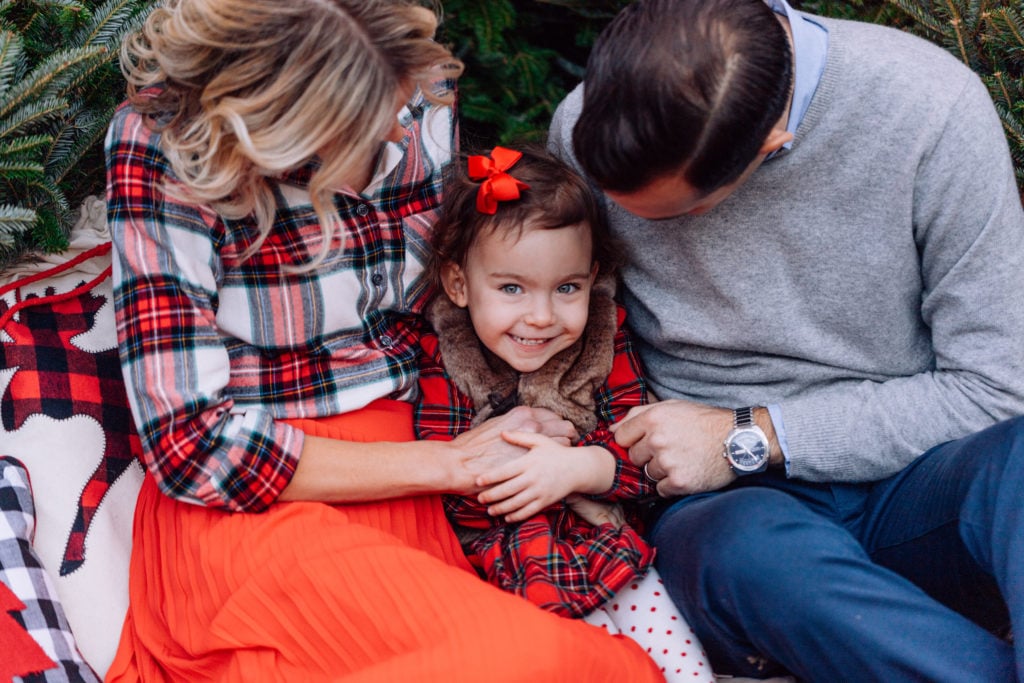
[510,335,553,346]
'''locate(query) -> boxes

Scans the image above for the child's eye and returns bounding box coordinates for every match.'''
[500,284,522,295]
[556,283,581,295]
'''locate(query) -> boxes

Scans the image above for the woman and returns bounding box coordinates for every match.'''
[104,0,664,680]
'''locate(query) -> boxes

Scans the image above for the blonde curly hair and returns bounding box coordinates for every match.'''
[121,0,462,267]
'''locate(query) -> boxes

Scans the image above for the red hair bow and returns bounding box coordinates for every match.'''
[468,146,530,215]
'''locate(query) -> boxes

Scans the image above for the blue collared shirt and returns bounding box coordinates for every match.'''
[764,0,829,470]
[767,0,829,153]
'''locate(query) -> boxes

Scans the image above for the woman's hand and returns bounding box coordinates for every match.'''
[472,432,616,522]
[447,406,578,495]
[452,406,577,452]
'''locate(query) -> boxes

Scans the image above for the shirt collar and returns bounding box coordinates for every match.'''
[765,0,829,152]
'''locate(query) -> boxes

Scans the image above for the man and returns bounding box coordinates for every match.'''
[549,0,1024,679]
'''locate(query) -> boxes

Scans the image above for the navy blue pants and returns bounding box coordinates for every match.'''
[649,416,1023,682]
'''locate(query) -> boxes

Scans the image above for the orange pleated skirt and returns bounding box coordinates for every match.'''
[105,400,663,682]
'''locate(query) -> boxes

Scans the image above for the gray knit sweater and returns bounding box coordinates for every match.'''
[549,15,1024,482]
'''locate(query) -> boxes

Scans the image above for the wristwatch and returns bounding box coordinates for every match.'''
[723,406,770,475]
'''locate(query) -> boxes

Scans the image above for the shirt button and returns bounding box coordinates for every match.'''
[356,204,370,216]
[371,272,384,286]
[380,335,393,348]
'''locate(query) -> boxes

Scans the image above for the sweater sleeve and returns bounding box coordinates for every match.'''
[779,72,1024,481]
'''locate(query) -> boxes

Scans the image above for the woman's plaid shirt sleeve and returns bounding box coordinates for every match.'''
[105,107,301,512]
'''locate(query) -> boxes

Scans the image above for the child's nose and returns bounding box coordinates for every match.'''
[525,296,556,327]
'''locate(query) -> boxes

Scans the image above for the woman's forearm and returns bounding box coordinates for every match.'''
[279,406,578,504]
[277,435,474,503]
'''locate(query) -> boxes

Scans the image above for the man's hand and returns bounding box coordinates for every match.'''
[611,399,737,496]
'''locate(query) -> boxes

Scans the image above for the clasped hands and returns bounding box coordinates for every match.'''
[450,398,741,524]
[450,406,623,526]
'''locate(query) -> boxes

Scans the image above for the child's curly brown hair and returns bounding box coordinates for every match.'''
[427,144,623,294]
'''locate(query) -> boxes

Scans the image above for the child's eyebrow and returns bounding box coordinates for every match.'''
[561,271,595,281]
[488,270,593,281]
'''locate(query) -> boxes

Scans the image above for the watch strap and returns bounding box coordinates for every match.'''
[733,406,754,428]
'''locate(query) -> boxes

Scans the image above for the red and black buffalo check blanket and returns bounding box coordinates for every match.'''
[0,239,144,679]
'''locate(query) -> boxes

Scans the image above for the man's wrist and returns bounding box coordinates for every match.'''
[751,406,784,467]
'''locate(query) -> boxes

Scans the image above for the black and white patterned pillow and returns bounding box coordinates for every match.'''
[0,456,99,683]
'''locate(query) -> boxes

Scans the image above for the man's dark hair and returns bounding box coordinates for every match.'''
[573,0,793,195]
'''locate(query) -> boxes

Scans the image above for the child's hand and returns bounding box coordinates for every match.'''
[566,495,626,528]
[474,431,616,523]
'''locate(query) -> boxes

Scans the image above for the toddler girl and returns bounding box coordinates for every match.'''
[415,146,714,682]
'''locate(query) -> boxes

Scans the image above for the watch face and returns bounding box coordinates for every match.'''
[727,429,768,472]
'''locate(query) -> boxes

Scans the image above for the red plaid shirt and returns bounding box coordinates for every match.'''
[106,88,455,511]
[415,308,658,617]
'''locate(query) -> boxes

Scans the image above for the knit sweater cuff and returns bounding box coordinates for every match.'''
[777,397,860,482]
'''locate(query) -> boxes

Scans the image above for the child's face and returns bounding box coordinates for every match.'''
[442,222,598,374]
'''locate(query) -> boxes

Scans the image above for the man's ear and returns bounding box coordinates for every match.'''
[760,127,794,156]
[440,262,469,307]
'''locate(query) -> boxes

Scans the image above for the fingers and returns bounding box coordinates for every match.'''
[478,480,544,521]
[493,495,546,523]
[527,407,578,442]
[476,468,526,501]
[642,460,663,484]
[499,430,550,450]
[567,495,626,528]
[610,402,658,448]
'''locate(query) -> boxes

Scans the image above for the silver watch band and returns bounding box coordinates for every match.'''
[733,406,755,428]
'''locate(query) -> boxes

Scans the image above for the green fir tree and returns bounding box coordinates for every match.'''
[882,0,1024,195]
[437,0,628,146]
[0,0,152,269]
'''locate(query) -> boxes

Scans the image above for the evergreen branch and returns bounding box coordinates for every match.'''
[0,96,67,137]
[0,133,51,159]
[0,29,26,97]
[963,0,985,30]
[0,204,36,248]
[44,103,108,183]
[887,0,944,36]
[22,173,69,215]
[448,0,516,55]
[984,71,1013,108]
[0,158,45,179]
[30,205,69,252]
[53,44,110,97]
[508,48,555,100]
[943,0,972,66]
[72,0,149,49]
[988,7,1024,54]
[27,0,83,8]
[40,97,81,168]
[993,99,1024,151]
[0,45,104,119]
